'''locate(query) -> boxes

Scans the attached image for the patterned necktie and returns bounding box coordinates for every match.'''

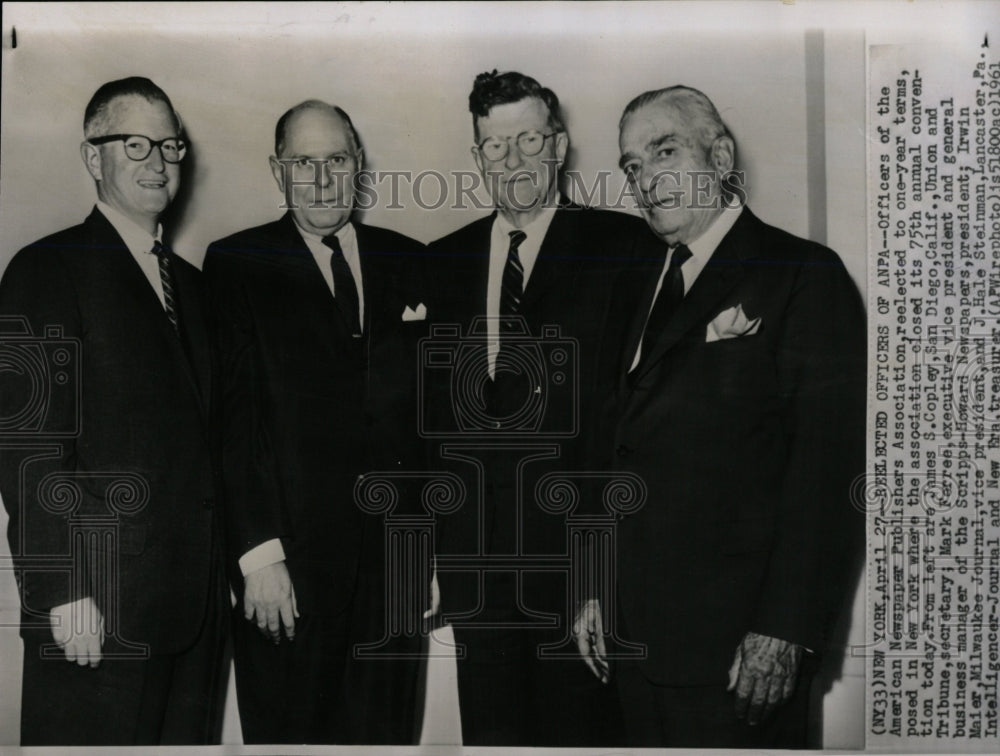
[150,240,180,335]
[633,243,692,374]
[323,233,361,336]
[499,230,527,336]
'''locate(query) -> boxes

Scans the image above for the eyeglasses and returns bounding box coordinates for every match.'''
[88,134,188,164]
[476,130,559,162]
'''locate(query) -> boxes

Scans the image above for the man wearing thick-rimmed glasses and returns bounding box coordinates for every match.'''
[0,77,227,745]
[423,70,648,746]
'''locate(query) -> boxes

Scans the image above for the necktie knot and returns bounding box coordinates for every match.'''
[150,240,167,259]
[669,243,692,271]
[508,229,527,250]
[323,233,343,255]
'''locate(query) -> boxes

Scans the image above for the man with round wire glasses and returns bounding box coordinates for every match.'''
[422,70,648,747]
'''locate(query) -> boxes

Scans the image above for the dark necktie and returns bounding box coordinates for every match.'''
[493,229,529,406]
[632,243,692,374]
[323,233,361,336]
[499,229,527,336]
[150,240,180,335]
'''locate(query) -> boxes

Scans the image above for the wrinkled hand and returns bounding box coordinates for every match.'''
[572,598,609,684]
[244,561,298,643]
[727,631,803,725]
[50,597,104,668]
[422,570,440,620]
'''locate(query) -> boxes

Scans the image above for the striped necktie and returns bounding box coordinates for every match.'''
[150,240,180,335]
[499,229,527,336]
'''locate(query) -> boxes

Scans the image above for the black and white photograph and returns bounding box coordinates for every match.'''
[0,1,997,752]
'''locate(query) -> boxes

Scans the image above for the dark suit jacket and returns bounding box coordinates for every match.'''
[0,207,220,655]
[423,203,649,620]
[604,207,866,686]
[203,213,426,616]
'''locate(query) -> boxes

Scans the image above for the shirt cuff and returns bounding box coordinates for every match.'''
[239,538,286,576]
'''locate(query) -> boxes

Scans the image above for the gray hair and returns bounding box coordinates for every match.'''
[620,85,731,155]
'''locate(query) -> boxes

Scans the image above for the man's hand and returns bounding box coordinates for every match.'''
[244,561,298,643]
[572,598,609,684]
[422,570,440,620]
[50,597,104,668]
[727,631,803,725]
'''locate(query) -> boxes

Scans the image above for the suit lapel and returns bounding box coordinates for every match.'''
[354,222,386,339]
[618,231,669,389]
[172,261,212,413]
[271,212,356,341]
[628,209,761,386]
[355,223,390,366]
[84,210,208,406]
[448,215,493,330]
[521,206,577,312]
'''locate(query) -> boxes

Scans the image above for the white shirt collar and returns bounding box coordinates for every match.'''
[492,204,557,282]
[493,204,558,245]
[96,201,162,256]
[293,218,357,252]
[684,201,744,267]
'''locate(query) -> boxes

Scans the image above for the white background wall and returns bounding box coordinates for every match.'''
[0,5,817,266]
[0,1,879,748]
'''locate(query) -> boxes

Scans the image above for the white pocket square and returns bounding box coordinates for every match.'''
[402,303,427,322]
[705,304,761,342]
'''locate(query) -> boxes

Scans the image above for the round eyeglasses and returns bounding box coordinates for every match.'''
[476,130,559,162]
[88,134,188,164]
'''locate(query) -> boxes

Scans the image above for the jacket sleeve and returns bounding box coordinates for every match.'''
[203,246,288,563]
[750,247,867,651]
[0,247,100,613]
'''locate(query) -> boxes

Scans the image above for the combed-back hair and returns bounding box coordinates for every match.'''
[619,85,732,154]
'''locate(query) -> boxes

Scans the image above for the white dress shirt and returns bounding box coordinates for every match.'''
[486,206,557,377]
[96,201,166,308]
[630,203,744,371]
[238,220,364,576]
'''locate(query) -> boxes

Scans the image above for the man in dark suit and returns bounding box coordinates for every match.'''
[423,70,645,746]
[574,85,866,748]
[203,100,426,744]
[0,77,227,745]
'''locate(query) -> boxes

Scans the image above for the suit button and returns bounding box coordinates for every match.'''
[616,444,632,457]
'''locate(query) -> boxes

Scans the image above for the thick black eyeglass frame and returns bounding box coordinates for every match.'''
[88,134,188,163]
